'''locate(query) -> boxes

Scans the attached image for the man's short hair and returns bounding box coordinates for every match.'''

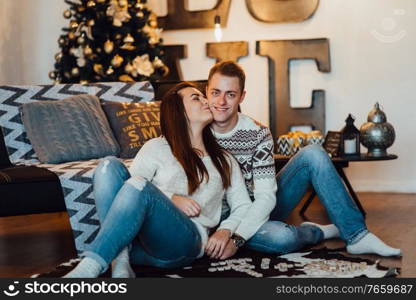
[208,61,246,92]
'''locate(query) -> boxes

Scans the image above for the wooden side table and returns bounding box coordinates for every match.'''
[274,153,398,220]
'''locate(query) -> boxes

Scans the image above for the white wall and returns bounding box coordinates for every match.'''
[0,0,415,193]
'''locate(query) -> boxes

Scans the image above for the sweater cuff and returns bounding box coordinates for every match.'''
[217,220,238,235]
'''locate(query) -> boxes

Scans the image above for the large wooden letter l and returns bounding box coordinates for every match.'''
[256,39,330,138]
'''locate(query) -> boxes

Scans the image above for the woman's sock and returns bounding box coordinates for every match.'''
[63,257,102,278]
[112,247,135,278]
[347,232,402,257]
[301,222,340,239]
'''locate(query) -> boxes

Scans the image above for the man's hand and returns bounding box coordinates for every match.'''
[219,239,238,260]
[171,195,201,217]
[205,229,231,259]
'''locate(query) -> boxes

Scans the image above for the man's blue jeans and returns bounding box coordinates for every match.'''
[82,157,202,272]
[246,145,368,254]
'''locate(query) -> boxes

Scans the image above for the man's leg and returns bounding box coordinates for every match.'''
[246,220,323,254]
[270,145,401,256]
[270,144,367,244]
[65,177,201,277]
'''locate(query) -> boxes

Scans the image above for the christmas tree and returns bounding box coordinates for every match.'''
[50,0,168,84]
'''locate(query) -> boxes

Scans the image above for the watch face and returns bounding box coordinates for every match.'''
[232,237,245,248]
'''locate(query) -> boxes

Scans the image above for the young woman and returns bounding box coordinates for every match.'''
[63,82,254,278]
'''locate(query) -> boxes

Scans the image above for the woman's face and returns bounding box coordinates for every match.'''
[178,87,213,128]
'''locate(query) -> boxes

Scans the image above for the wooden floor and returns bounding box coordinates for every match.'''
[0,192,415,278]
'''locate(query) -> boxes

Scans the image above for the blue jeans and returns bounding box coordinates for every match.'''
[84,157,202,272]
[246,145,368,254]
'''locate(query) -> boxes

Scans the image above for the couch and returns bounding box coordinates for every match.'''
[0,81,168,254]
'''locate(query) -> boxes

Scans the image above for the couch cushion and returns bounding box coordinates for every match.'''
[0,82,154,164]
[21,94,120,164]
[101,101,162,158]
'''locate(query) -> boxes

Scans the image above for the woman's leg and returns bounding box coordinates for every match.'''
[65,177,201,277]
[93,156,134,277]
[246,221,324,254]
[93,156,130,223]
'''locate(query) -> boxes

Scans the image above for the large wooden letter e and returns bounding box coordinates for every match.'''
[256,39,331,137]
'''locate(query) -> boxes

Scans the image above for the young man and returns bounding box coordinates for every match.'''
[205,61,401,259]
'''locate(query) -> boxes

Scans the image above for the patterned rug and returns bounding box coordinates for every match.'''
[32,247,399,278]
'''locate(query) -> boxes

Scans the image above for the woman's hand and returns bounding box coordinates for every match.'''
[205,229,231,259]
[171,195,201,217]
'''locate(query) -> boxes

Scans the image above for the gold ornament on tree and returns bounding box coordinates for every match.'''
[58,37,66,46]
[63,9,72,19]
[70,20,79,29]
[120,34,136,51]
[49,71,57,80]
[71,67,80,77]
[77,35,86,44]
[111,54,124,68]
[119,0,128,7]
[106,67,114,75]
[124,63,134,74]
[55,52,63,62]
[83,45,93,56]
[106,0,131,27]
[87,1,96,8]
[119,74,134,82]
[104,40,114,54]
[94,64,104,75]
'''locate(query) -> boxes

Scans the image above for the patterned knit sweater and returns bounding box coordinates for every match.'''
[212,114,277,239]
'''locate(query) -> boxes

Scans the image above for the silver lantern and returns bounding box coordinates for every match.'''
[359,102,395,157]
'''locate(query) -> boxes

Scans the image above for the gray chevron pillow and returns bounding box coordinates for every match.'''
[21,94,120,163]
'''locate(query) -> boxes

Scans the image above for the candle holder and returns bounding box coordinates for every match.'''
[340,114,360,156]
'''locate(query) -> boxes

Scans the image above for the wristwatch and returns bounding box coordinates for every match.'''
[231,234,246,248]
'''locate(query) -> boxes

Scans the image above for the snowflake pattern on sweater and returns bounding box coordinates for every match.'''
[214,114,276,200]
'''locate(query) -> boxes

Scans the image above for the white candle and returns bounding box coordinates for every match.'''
[344,139,357,154]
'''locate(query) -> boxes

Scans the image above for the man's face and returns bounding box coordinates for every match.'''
[206,73,245,126]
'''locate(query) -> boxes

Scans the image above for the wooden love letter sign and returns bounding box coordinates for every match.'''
[158,0,231,30]
[206,41,249,63]
[163,45,188,80]
[246,0,320,23]
[256,38,330,137]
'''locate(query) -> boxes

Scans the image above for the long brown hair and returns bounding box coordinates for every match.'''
[161,82,231,195]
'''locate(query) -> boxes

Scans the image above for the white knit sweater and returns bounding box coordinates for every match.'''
[129,137,253,257]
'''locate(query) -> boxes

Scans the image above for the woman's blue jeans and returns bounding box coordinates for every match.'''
[245,145,368,254]
[83,157,202,272]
